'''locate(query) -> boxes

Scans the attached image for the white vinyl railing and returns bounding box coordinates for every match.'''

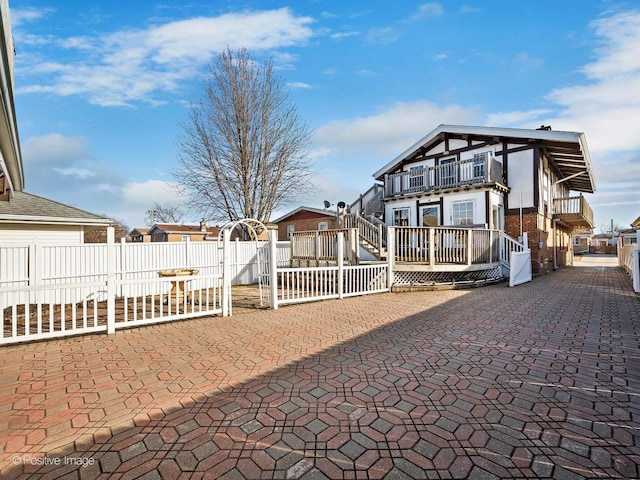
[0,272,224,344]
[0,230,292,345]
[499,232,528,266]
[619,243,640,292]
[270,231,390,308]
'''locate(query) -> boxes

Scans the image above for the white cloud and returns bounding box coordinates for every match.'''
[485,109,553,127]
[22,133,90,165]
[287,82,312,89]
[53,167,95,179]
[411,2,444,20]
[314,100,479,159]
[15,8,315,107]
[9,7,54,27]
[541,10,640,154]
[366,27,398,45]
[331,31,360,40]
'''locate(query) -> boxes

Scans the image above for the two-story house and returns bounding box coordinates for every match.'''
[373,124,595,274]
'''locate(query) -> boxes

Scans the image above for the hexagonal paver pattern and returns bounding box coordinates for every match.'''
[1,257,640,479]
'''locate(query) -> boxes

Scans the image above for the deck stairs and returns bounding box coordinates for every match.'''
[340,213,387,260]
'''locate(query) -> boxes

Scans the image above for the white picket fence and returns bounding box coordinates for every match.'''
[269,232,390,308]
[0,235,290,345]
[619,243,640,292]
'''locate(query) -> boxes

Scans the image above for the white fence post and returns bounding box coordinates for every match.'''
[387,227,395,289]
[106,226,116,334]
[269,230,279,310]
[222,231,231,316]
[337,232,344,299]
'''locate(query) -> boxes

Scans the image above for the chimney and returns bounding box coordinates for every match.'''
[200,219,207,232]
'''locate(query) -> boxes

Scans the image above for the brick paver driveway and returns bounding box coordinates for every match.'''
[2,256,639,479]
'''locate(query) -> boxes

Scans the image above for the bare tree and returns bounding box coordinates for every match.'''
[84,218,129,243]
[175,47,314,224]
[145,202,184,226]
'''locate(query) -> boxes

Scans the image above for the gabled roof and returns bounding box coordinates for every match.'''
[0,191,111,225]
[271,206,337,224]
[373,124,596,193]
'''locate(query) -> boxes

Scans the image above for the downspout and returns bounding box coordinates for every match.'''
[552,218,560,270]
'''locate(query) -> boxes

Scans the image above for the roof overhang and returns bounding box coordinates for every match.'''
[0,214,112,226]
[373,124,596,193]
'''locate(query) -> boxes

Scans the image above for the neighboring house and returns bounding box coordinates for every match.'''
[572,232,593,254]
[147,221,219,242]
[0,1,110,245]
[129,227,151,243]
[272,206,338,241]
[619,229,638,247]
[592,233,617,247]
[372,124,596,274]
[618,216,639,247]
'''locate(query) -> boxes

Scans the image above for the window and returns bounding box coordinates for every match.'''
[452,201,474,226]
[286,225,295,239]
[318,222,329,231]
[393,208,410,226]
[573,237,581,246]
[491,204,503,230]
[182,235,190,242]
[421,206,439,227]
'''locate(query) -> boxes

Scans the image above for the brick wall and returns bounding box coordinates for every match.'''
[505,213,573,275]
[275,212,337,241]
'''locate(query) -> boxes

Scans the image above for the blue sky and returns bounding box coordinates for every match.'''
[10,0,640,232]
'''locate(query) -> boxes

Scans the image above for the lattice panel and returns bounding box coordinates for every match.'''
[392,266,503,286]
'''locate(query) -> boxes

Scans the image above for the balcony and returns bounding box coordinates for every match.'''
[553,195,594,229]
[384,157,505,199]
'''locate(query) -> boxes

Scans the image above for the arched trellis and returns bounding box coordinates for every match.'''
[217,218,272,315]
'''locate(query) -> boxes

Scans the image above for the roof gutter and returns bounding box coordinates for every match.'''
[0,214,112,226]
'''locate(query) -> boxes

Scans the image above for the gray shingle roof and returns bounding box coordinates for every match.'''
[0,191,111,225]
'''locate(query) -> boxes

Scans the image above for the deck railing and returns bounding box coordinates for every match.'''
[553,195,594,228]
[384,157,503,198]
[499,232,527,266]
[290,229,359,264]
[340,213,387,254]
[390,227,502,265]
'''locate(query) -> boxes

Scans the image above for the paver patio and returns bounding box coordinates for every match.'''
[1,255,639,479]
